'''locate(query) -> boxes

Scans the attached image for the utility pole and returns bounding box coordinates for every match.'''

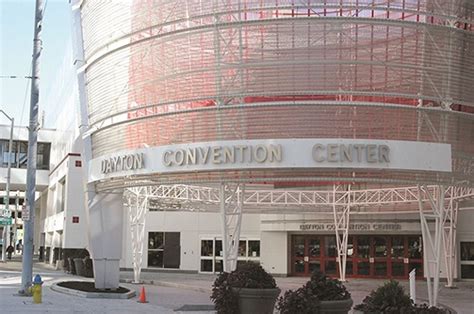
[19,0,43,295]
[0,110,14,262]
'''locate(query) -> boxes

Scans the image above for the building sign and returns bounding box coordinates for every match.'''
[299,223,402,231]
[89,139,452,183]
[163,144,283,166]
[101,153,144,174]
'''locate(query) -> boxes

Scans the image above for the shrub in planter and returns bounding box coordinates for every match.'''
[211,262,279,314]
[277,286,320,314]
[277,271,352,314]
[305,271,351,301]
[354,280,416,314]
[354,280,449,313]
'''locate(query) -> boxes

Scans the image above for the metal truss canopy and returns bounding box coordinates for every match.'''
[139,184,474,214]
[124,182,470,307]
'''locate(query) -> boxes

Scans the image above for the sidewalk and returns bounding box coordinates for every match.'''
[0,258,210,313]
[2,258,474,313]
[121,269,474,314]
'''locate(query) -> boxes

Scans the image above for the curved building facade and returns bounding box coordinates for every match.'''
[78,0,474,191]
[71,0,474,298]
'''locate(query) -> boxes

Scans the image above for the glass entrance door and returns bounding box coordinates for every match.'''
[373,236,388,277]
[292,235,306,275]
[291,235,322,276]
[291,234,423,278]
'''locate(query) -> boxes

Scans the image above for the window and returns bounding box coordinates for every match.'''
[58,177,66,213]
[199,238,260,273]
[147,232,180,268]
[0,140,50,170]
[408,236,423,259]
[461,242,474,279]
[248,241,260,257]
[325,236,337,257]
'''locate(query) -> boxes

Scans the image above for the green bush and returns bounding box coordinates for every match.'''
[305,270,351,301]
[277,286,320,314]
[277,271,350,314]
[354,280,412,313]
[354,280,448,314]
[210,262,277,314]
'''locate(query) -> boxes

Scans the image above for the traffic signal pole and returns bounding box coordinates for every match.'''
[19,0,43,295]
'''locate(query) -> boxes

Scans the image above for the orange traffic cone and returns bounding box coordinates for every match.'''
[137,286,148,303]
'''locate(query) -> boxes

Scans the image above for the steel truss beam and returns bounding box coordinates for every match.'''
[333,185,351,282]
[142,184,474,214]
[442,193,458,288]
[417,185,459,307]
[219,183,245,272]
[124,187,148,283]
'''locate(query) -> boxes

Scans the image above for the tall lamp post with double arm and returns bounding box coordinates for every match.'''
[0,110,14,262]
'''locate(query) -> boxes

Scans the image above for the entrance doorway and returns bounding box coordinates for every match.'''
[291,235,423,279]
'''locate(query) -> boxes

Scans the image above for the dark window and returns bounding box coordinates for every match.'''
[408,236,423,259]
[374,237,388,257]
[391,237,404,258]
[309,238,320,257]
[461,265,474,279]
[201,240,213,257]
[294,236,305,257]
[461,242,474,261]
[325,236,337,257]
[238,240,246,257]
[461,242,474,279]
[357,261,370,275]
[248,240,260,257]
[200,259,213,272]
[147,232,180,268]
[357,236,370,258]
[215,240,223,257]
[325,260,337,274]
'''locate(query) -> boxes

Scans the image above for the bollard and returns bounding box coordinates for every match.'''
[32,274,43,304]
[409,269,416,304]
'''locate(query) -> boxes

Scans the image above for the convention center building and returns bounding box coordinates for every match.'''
[2,0,474,306]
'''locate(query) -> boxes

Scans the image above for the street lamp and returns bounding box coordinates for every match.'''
[0,110,14,262]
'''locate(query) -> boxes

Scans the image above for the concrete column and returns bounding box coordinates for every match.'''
[87,192,123,289]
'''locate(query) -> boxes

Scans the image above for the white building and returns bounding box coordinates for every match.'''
[0,124,54,256]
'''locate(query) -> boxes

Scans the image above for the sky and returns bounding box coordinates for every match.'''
[0,0,72,128]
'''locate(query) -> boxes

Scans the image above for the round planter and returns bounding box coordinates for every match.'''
[319,298,353,314]
[232,287,281,314]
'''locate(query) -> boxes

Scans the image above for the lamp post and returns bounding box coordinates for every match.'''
[0,110,14,262]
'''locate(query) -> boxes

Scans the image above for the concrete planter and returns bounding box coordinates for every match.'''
[232,287,281,314]
[319,298,353,314]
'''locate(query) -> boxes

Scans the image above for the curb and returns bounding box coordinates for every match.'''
[120,278,210,294]
[51,283,136,299]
